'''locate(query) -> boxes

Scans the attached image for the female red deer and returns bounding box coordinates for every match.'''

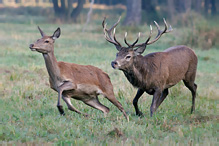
[103,17,198,117]
[29,27,128,121]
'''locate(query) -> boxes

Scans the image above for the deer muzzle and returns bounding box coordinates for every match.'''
[111,61,119,69]
[29,44,36,51]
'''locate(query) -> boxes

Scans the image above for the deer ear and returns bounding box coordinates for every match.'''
[38,26,46,37]
[115,46,122,51]
[52,27,61,40]
[134,45,147,55]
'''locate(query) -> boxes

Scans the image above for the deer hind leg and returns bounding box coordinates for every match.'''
[183,80,197,114]
[103,93,129,121]
[84,97,110,115]
[184,62,197,114]
[133,89,144,116]
[150,89,162,117]
[62,96,88,116]
[157,88,169,108]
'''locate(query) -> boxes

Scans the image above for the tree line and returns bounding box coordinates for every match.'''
[1,0,217,25]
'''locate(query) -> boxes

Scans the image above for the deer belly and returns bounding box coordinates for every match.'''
[63,84,103,101]
[145,88,155,95]
[165,76,184,89]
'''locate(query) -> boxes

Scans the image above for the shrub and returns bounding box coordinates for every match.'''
[173,11,219,50]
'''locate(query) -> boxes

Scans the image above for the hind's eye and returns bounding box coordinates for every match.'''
[45,40,49,43]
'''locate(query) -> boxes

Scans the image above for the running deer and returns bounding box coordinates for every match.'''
[29,27,128,120]
[102,17,198,117]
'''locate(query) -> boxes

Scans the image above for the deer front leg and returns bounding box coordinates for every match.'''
[57,90,65,115]
[57,81,76,115]
[133,89,144,116]
[150,89,162,117]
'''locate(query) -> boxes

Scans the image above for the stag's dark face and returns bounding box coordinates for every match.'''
[111,48,136,71]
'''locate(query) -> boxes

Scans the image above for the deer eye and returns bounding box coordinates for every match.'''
[45,40,49,43]
[125,55,131,59]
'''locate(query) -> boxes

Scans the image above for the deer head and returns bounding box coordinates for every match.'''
[29,27,61,54]
[102,17,173,70]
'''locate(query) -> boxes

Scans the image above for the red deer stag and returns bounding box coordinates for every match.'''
[29,27,128,120]
[102,17,198,117]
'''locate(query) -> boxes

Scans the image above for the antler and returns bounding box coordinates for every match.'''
[102,17,122,50]
[134,18,173,48]
[124,32,141,47]
[103,18,173,51]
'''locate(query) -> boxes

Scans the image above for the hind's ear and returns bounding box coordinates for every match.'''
[52,27,61,40]
[38,26,46,37]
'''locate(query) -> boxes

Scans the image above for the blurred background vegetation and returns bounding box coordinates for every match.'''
[0,0,218,50]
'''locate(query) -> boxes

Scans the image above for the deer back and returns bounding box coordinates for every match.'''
[57,61,112,93]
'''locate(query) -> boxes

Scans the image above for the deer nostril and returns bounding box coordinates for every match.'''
[29,44,34,48]
[111,61,118,68]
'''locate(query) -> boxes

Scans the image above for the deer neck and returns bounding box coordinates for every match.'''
[43,51,63,88]
[123,55,146,88]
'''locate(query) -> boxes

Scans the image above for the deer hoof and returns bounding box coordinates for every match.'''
[150,111,154,117]
[136,111,144,117]
[191,107,195,114]
[57,105,65,115]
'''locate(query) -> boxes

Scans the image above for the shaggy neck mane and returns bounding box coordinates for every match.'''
[123,55,146,88]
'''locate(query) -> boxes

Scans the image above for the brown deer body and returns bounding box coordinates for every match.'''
[103,18,197,116]
[29,27,128,120]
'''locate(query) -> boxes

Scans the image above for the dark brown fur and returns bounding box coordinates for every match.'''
[102,17,197,117]
[112,45,198,116]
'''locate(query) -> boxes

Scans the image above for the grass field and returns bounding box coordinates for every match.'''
[0,7,218,145]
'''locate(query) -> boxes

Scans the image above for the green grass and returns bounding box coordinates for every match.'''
[0,7,218,145]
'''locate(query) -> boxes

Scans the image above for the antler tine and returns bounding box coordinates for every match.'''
[102,17,122,50]
[163,18,173,33]
[113,28,122,46]
[102,17,106,29]
[144,25,153,44]
[103,24,120,46]
[131,32,140,47]
[124,32,141,47]
[108,16,121,32]
[104,30,119,46]
[133,25,153,48]
[162,18,168,32]
[164,18,173,33]
[167,25,173,32]
[154,21,162,37]
[147,18,172,45]
[124,32,131,47]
